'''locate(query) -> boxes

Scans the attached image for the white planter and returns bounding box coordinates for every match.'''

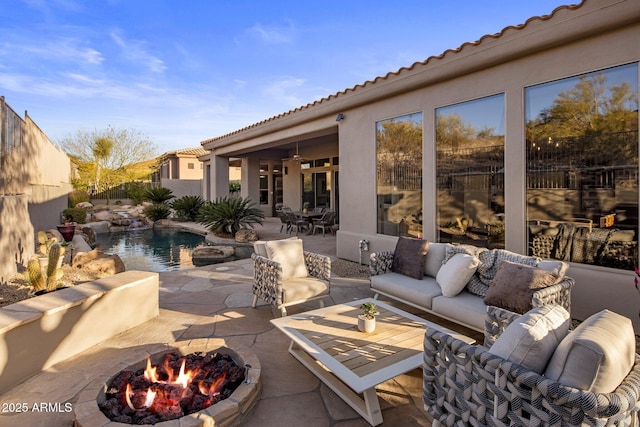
[358,315,376,333]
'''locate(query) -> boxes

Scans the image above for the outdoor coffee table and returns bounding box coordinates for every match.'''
[270,298,474,426]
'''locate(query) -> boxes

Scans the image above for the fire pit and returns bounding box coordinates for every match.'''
[75,339,261,427]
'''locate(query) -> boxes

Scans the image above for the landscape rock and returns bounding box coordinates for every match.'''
[81,226,96,246]
[85,221,111,234]
[192,246,235,263]
[235,229,259,243]
[93,210,113,222]
[72,249,125,275]
[75,202,94,210]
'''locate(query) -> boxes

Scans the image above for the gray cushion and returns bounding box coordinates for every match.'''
[370,273,441,310]
[431,291,486,331]
[489,305,570,373]
[424,243,449,278]
[392,237,429,280]
[545,309,636,393]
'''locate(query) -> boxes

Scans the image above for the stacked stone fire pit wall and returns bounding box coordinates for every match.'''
[0,271,159,394]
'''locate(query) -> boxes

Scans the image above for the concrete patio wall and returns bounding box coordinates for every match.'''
[0,105,72,281]
[0,270,159,395]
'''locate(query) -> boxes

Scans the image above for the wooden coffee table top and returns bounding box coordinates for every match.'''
[271,298,474,393]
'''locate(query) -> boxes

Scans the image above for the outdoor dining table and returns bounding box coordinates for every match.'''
[294,211,324,234]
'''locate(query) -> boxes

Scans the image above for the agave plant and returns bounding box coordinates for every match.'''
[197,196,264,236]
[145,186,174,204]
[171,195,204,221]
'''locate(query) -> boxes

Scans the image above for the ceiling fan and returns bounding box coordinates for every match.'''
[281,142,307,162]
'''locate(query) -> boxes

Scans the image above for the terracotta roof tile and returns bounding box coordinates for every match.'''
[201,2,583,145]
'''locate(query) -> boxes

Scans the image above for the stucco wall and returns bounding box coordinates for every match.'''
[336,6,640,328]
[0,111,71,281]
[161,178,203,200]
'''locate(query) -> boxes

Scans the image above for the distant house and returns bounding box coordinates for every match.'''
[152,147,209,199]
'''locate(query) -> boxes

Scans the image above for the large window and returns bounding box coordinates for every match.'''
[525,63,639,269]
[436,94,505,248]
[376,112,423,237]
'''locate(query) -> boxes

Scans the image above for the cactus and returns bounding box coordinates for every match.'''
[26,259,46,292]
[45,243,65,291]
[37,231,57,256]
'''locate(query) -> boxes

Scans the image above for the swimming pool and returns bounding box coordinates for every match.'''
[94,228,205,272]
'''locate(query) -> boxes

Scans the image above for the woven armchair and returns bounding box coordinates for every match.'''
[424,306,640,426]
[251,251,331,316]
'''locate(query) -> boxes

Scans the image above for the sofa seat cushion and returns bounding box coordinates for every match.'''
[489,305,571,373]
[544,309,635,393]
[432,291,486,331]
[282,277,330,303]
[370,273,441,309]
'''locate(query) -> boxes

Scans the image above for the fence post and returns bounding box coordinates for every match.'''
[1,96,6,170]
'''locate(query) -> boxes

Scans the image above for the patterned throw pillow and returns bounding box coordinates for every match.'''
[484,260,558,314]
[391,237,430,280]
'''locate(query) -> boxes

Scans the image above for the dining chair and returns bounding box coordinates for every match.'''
[311,210,336,236]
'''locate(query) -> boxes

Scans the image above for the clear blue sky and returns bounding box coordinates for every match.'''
[0,0,572,154]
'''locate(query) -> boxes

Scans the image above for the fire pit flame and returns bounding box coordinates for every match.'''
[100,351,247,424]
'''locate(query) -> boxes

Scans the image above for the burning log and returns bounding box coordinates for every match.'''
[99,351,245,425]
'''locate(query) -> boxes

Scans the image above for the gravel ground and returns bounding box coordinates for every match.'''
[331,259,370,278]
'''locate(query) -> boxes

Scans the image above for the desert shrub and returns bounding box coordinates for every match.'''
[62,208,87,224]
[197,196,264,236]
[171,195,204,222]
[126,182,149,205]
[144,204,170,221]
[68,190,90,208]
[229,181,241,193]
[145,186,174,204]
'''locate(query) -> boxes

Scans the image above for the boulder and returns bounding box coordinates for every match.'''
[192,246,235,264]
[235,229,259,243]
[81,226,96,246]
[75,202,94,210]
[93,210,113,222]
[72,234,92,253]
[85,221,111,234]
[72,249,125,275]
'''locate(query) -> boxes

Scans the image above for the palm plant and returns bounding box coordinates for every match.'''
[145,186,174,204]
[144,203,170,221]
[171,195,204,221]
[197,196,264,236]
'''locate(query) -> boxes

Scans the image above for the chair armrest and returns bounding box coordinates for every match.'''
[251,253,284,306]
[531,275,574,312]
[484,305,522,347]
[304,251,331,282]
[369,250,394,277]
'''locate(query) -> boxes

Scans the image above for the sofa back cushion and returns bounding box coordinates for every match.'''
[489,305,571,373]
[424,243,449,278]
[483,261,558,314]
[544,309,635,393]
[392,237,429,280]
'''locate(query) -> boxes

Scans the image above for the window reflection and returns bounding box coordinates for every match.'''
[436,94,505,248]
[376,112,423,237]
[525,63,639,269]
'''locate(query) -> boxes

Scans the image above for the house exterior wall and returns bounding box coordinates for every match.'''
[336,3,640,327]
[176,156,203,180]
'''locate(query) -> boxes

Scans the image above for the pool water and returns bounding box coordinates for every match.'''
[94,228,205,272]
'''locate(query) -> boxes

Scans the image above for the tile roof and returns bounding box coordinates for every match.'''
[201,2,583,145]
[163,147,209,157]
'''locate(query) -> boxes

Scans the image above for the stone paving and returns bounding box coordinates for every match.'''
[0,218,481,426]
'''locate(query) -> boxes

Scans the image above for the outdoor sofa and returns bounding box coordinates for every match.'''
[369,240,574,332]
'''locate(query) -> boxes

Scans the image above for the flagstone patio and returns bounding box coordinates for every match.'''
[0,218,481,426]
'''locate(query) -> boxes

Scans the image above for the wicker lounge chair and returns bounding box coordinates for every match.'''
[423,305,640,426]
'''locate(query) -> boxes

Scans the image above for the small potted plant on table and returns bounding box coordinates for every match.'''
[358,302,379,333]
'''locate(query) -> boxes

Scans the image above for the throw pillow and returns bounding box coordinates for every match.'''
[536,260,569,282]
[483,260,558,314]
[391,237,429,280]
[489,305,571,373]
[436,253,480,297]
[265,238,308,280]
[254,237,298,258]
[478,249,539,286]
[545,309,635,393]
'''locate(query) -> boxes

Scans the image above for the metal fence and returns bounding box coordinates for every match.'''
[0,96,24,169]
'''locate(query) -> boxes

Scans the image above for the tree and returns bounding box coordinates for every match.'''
[60,126,158,192]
